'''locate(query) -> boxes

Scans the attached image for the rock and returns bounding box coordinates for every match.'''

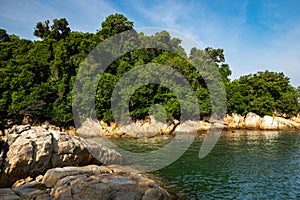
[12,177,33,188]
[260,116,279,130]
[244,112,261,129]
[290,116,300,124]
[198,121,211,131]
[100,120,108,128]
[35,175,44,183]
[174,120,198,133]
[275,117,300,130]
[41,165,109,188]
[13,182,48,198]
[7,124,31,134]
[224,113,244,129]
[7,165,182,200]
[78,117,181,139]
[161,120,180,135]
[0,165,183,200]
[0,188,20,200]
[0,139,8,171]
[62,126,77,136]
[0,130,4,136]
[0,126,123,188]
[22,115,33,125]
[77,118,107,137]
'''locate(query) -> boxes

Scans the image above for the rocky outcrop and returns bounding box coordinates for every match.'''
[244,112,261,129]
[77,116,180,139]
[0,126,123,188]
[223,113,244,129]
[225,113,300,130]
[260,116,279,130]
[75,113,300,139]
[0,165,183,200]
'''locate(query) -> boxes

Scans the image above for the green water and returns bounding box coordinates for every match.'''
[111,130,300,199]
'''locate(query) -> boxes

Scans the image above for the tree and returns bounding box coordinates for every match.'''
[50,18,71,39]
[34,18,70,40]
[34,20,51,39]
[98,13,133,39]
[0,29,10,42]
[227,71,298,116]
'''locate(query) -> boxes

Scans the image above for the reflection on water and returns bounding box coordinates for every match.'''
[109,130,300,199]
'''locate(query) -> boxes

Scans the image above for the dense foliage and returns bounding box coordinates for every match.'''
[227,71,299,116]
[0,13,299,129]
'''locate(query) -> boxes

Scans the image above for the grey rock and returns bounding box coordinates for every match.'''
[0,126,123,188]
[0,188,20,200]
[39,165,181,200]
[0,165,183,199]
[7,125,31,135]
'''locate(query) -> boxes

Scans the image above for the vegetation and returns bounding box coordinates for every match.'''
[0,13,299,129]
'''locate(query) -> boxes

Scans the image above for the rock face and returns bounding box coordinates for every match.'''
[224,113,244,129]
[0,165,182,200]
[76,113,300,139]
[77,116,180,139]
[244,112,262,129]
[0,126,123,188]
[260,116,279,130]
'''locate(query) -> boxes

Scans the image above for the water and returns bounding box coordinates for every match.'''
[110,130,300,199]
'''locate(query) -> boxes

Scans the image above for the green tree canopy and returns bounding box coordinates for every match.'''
[227,71,298,116]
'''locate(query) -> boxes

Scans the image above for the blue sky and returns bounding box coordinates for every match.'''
[1,0,300,86]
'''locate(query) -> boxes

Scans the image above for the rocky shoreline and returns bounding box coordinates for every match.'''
[76,112,300,139]
[1,112,299,199]
[0,126,184,199]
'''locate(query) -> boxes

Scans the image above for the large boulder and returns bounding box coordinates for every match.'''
[0,126,123,188]
[0,165,182,200]
[260,116,279,130]
[173,120,198,134]
[244,112,262,129]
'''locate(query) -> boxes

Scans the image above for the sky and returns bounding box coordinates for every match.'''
[1,0,300,86]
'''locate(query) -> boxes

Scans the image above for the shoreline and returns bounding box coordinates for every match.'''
[75,112,300,139]
[0,126,184,199]
[3,112,300,139]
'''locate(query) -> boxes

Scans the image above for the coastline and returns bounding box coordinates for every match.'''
[0,126,184,199]
[0,113,299,199]
[74,112,300,139]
